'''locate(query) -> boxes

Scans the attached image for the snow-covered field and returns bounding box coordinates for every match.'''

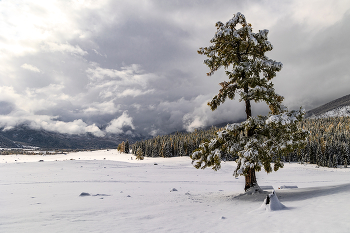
[1,149,350,233]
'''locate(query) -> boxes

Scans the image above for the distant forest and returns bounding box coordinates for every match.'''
[125,116,350,168]
[130,127,223,159]
[296,117,350,168]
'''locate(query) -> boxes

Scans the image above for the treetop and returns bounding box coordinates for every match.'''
[198,12,285,114]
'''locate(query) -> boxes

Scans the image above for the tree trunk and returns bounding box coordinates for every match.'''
[244,167,257,191]
[243,78,253,137]
[243,82,257,192]
[244,85,252,120]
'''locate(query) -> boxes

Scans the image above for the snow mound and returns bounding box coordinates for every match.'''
[259,191,285,211]
[245,184,264,195]
[79,192,91,197]
[79,192,110,197]
[278,185,298,189]
[233,184,271,202]
[260,185,274,191]
[92,194,110,197]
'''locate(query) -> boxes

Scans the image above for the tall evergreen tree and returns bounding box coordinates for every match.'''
[152,141,159,157]
[178,141,184,157]
[125,140,129,154]
[164,142,172,157]
[191,12,308,192]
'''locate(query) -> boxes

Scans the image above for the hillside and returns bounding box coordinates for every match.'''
[305,94,350,117]
[0,125,145,150]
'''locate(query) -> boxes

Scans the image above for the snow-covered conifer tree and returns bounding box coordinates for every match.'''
[333,154,338,168]
[125,140,129,154]
[178,141,184,157]
[136,147,144,160]
[191,12,308,191]
[152,141,159,157]
[165,142,172,157]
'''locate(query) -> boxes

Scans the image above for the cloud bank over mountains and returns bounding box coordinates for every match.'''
[1,0,350,136]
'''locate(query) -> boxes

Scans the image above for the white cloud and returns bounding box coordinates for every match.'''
[92,49,106,57]
[0,0,349,137]
[85,64,159,102]
[83,101,119,115]
[117,89,154,98]
[30,118,104,137]
[183,115,206,132]
[0,85,106,136]
[149,129,160,137]
[23,84,71,112]
[86,64,151,86]
[21,63,40,73]
[43,42,88,56]
[289,0,350,30]
[132,103,141,111]
[0,112,105,137]
[105,111,135,134]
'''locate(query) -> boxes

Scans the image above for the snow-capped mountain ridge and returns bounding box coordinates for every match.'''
[311,105,350,118]
[306,93,350,118]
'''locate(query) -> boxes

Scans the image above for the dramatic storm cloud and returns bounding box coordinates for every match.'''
[1,0,350,136]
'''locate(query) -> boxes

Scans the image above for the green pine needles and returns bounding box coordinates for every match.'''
[191,12,309,186]
[198,12,284,114]
[192,111,308,175]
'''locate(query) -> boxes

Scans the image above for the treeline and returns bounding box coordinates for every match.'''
[131,128,222,158]
[117,140,130,154]
[130,116,350,168]
[290,117,350,167]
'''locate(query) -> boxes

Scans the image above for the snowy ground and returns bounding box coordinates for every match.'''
[1,149,350,232]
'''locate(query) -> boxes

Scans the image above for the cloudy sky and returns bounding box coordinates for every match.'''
[1,0,350,137]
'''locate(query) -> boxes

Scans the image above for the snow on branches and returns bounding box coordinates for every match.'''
[192,12,309,182]
[191,108,309,176]
[198,12,283,112]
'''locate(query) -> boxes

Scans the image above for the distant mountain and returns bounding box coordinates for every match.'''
[310,105,350,118]
[305,94,350,118]
[0,125,147,149]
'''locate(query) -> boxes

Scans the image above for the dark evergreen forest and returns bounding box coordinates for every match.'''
[130,127,228,159]
[128,116,350,168]
[295,117,350,168]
